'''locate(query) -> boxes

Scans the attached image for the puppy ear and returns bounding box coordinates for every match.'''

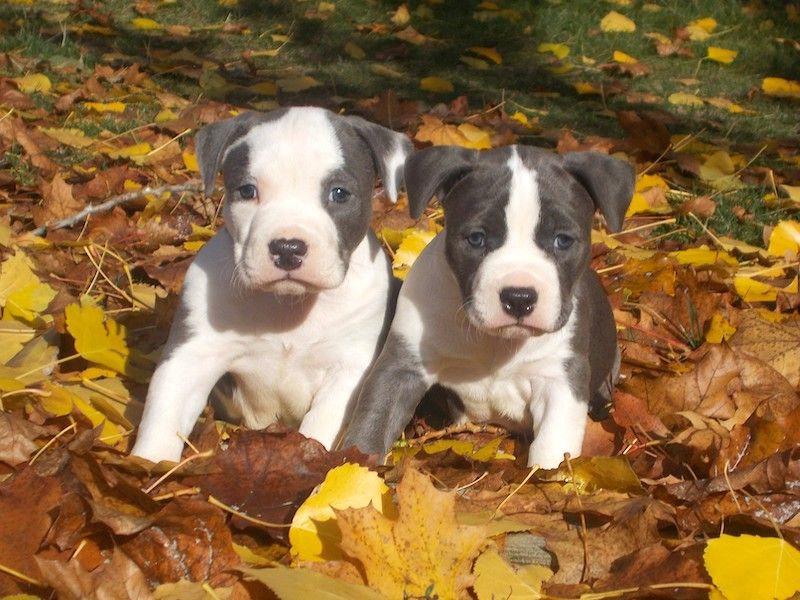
[345,116,413,203]
[195,112,261,197]
[404,146,479,219]
[562,152,635,233]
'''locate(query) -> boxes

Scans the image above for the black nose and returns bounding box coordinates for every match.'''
[499,287,537,319]
[268,238,307,271]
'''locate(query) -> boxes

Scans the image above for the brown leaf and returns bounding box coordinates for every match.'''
[677,194,717,218]
[729,310,800,387]
[617,110,671,155]
[0,468,62,595]
[0,117,58,175]
[122,498,240,587]
[33,173,85,228]
[36,548,153,600]
[189,428,366,535]
[0,411,47,466]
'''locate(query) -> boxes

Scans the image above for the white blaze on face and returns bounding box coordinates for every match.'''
[470,148,562,336]
[223,108,346,293]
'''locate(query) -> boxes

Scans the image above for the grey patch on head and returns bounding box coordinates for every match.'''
[327,113,413,263]
[404,145,517,303]
[342,115,413,201]
[194,109,289,196]
[341,331,429,456]
[561,152,635,233]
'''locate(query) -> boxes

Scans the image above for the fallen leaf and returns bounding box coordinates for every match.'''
[473,546,551,600]
[613,50,638,64]
[686,17,717,41]
[706,46,737,64]
[335,467,489,599]
[468,46,502,64]
[13,73,52,94]
[767,220,800,259]
[243,564,384,599]
[83,101,126,113]
[729,310,800,387]
[537,42,570,59]
[39,127,94,148]
[276,76,322,93]
[289,462,390,562]
[390,4,410,27]
[704,534,800,600]
[668,92,705,107]
[392,227,436,278]
[762,77,800,99]
[600,10,636,32]
[420,76,454,93]
[0,412,46,466]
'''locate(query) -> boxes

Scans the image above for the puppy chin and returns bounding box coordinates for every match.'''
[466,309,562,339]
[269,279,314,296]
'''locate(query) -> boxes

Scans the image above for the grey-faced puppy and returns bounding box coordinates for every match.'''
[132,107,411,462]
[342,144,634,468]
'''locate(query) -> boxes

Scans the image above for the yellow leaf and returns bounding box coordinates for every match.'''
[218,0,238,6]
[699,151,743,190]
[686,17,717,41]
[243,565,385,600]
[626,173,671,216]
[559,456,643,494]
[704,534,800,600]
[668,92,704,107]
[600,11,636,33]
[767,220,800,259]
[707,46,737,64]
[232,543,273,567]
[131,17,162,30]
[669,246,738,267]
[84,101,126,113]
[456,122,492,149]
[734,275,798,303]
[779,184,800,203]
[613,50,638,64]
[705,97,752,114]
[460,56,489,70]
[468,46,502,64]
[103,142,152,160]
[289,463,391,562]
[391,4,410,26]
[0,320,35,364]
[248,81,278,96]
[422,437,513,462]
[13,73,52,93]
[343,41,366,60]
[762,77,800,99]
[65,301,131,376]
[574,81,602,95]
[154,109,178,123]
[705,313,736,344]
[420,76,454,93]
[537,42,570,59]
[183,240,206,252]
[40,383,122,442]
[276,76,322,93]
[392,228,436,279]
[182,150,199,172]
[473,547,551,600]
[39,127,94,148]
[336,467,489,599]
[0,252,57,324]
[318,1,335,12]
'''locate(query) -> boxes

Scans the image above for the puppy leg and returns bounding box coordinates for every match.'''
[131,345,228,462]
[340,334,430,456]
[527,378,589,469]
[299,367,367,450]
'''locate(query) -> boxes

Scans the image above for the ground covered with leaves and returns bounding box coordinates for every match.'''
[0,0,799,599]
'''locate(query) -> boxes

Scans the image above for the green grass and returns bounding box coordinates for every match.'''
[0,0,797,243]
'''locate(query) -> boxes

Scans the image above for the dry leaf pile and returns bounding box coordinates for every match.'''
[1,0,800,599]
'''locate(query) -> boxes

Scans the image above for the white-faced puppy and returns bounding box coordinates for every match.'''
[131,107,411,462]
[342,145,634,468]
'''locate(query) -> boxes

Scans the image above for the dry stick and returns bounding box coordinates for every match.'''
[564,454,591,583]
[142,449,214,494]
[0,562,46,588]
[31,180,204,237]
[207,495,292,529]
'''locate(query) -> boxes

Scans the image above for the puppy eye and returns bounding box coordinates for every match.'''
[329,187,352,203]
[466,230,486,249]
[237,184,258,200]
[554,233,574,250]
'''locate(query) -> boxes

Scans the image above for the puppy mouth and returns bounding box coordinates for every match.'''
[493,323,546,338]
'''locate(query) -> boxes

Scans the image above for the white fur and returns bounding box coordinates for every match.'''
[470,149,562,334]
[390,234,585,469]
[132,108,406,462]
[223,109,347,292]
[132,231,390,462]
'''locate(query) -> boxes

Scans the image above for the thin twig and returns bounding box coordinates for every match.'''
[491,464,539,520]
[207,495,292,528]
[31,180,203,236]
[0,562,46,587]
[564,454,591,583]
[142,449,214,494]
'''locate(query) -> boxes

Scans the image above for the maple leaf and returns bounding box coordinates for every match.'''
[334,467,489,599]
